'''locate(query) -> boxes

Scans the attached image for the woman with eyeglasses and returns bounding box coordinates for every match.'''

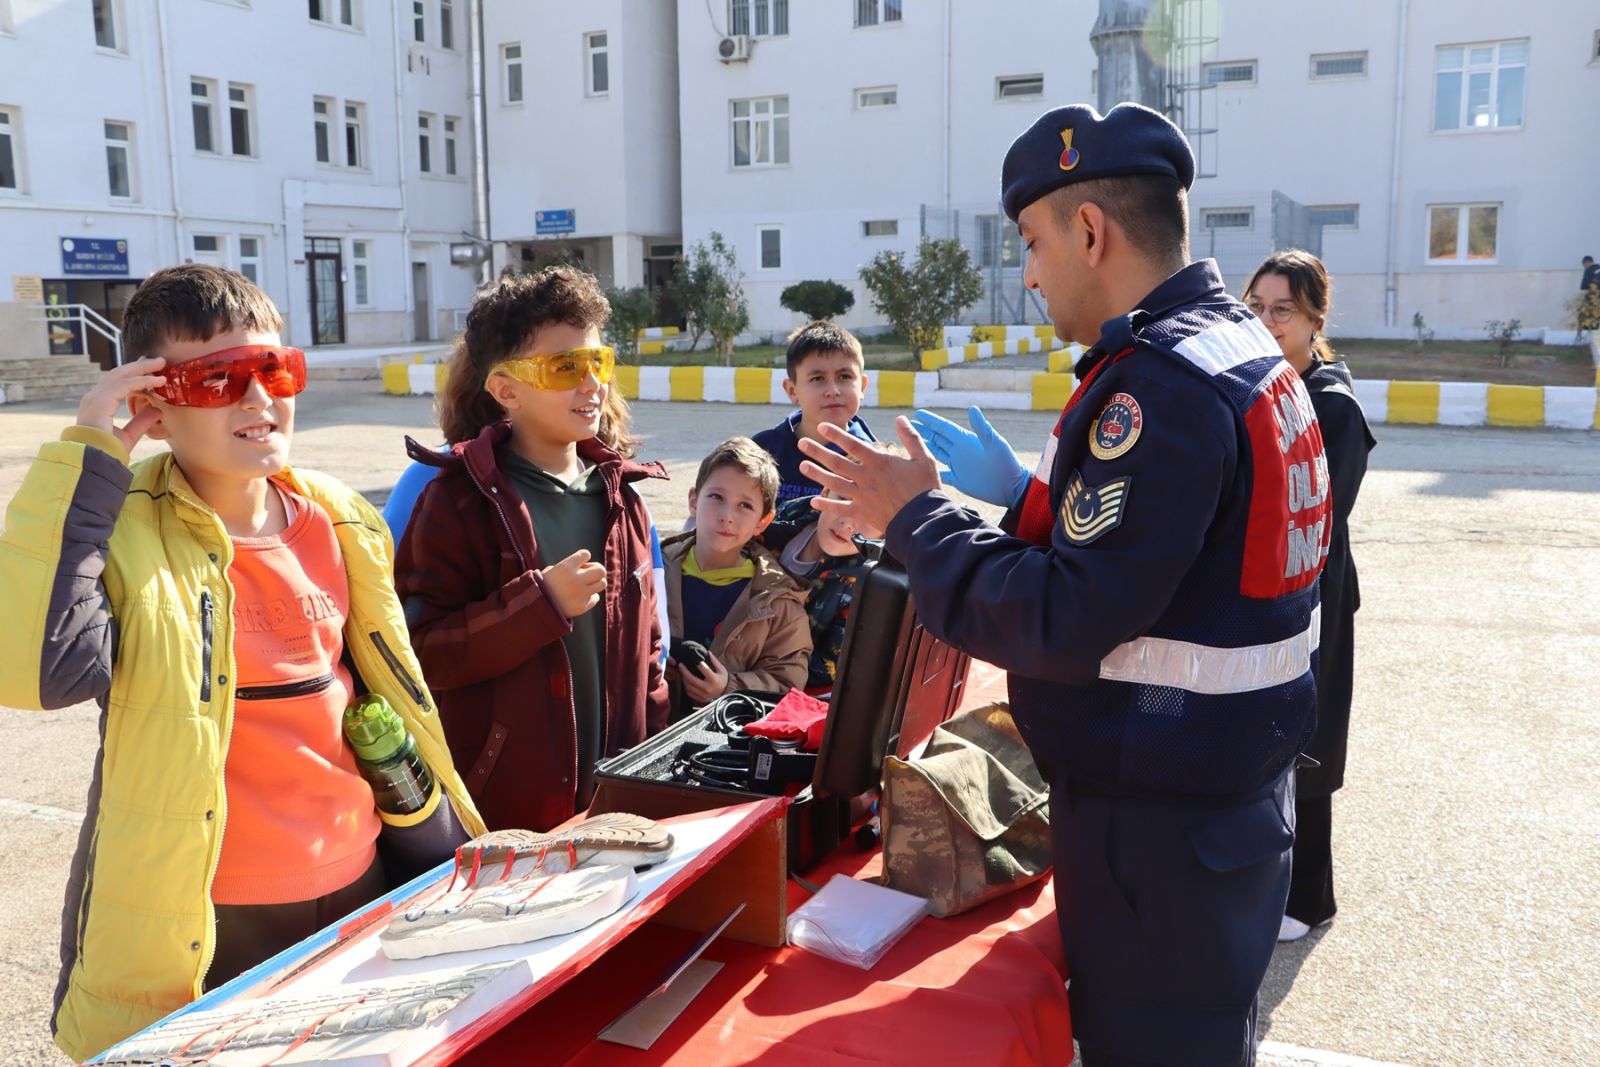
[1243,250,1377,943]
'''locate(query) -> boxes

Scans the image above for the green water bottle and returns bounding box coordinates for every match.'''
[343,694,435,816]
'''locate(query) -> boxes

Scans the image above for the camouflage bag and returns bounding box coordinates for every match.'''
[880,702,1051,917]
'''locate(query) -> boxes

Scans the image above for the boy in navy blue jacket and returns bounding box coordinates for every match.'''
[752,321,876,507]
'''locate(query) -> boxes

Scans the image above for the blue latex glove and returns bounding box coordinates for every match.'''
[909,406,1030,508]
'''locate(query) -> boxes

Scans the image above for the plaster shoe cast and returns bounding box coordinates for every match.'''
[460,812,675,874]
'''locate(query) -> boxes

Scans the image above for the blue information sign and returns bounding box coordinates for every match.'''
[61,237,131,276]
[534,209,576,236]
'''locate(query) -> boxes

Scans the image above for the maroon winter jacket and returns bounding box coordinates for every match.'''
[395,422,670,831]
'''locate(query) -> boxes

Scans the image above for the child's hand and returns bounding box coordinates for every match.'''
[681,650,730,705]
[540,549,607,619]
[77,356,167,453]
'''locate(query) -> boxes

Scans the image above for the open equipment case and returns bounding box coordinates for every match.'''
[591,552,972,881]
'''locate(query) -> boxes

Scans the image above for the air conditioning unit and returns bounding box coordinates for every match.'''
[717,34,750,63]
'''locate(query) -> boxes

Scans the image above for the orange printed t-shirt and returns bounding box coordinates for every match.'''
[211,484,381,905]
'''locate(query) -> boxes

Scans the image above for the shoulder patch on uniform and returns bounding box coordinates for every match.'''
[1060,470,1132,546]
[1089,392,1142,460]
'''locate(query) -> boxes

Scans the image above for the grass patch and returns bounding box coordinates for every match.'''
[1329,338,1595,386]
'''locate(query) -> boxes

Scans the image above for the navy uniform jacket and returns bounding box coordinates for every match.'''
[885,261,1332,798]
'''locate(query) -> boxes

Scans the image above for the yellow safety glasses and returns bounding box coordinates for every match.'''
[488,346,616,391]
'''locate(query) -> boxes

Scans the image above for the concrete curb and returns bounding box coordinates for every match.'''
[382,364,1600,429]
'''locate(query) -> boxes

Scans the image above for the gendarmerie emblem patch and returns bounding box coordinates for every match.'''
[1060,470,1131,546]
[1089,392,1142,460]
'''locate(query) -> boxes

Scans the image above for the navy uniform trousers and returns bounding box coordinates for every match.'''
[1053,765,1296,1067]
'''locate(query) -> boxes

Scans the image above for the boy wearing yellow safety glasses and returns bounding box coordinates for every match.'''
[395,267,671,833]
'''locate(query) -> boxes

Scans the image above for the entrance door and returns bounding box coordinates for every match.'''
[43,280,81,355]
[306,237,345,346]
[412,261,431,341]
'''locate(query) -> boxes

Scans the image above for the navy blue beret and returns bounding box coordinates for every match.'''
[1001,102,1196,222]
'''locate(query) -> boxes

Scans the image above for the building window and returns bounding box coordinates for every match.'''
[1434,40,1527,131]
[855,85,897,109]
[444,116,458,175]
[439,0,453,49]
[1427,203,1499,264]
[0,108,21,192]
[863,219,898,237]
[1309,204,1359,230]
[854,0,901,28]
[757,226,782,270]
[502,43,523,104]
[418,112,433,173]
[585,31,609,95]
[238,236,263,285]
[731,95,789,168]
[1202,208,1254,229]
[191,79,217,153]
[193,235,221,254]
[1203,61,1258,86]
[227,83,254,157]
[351,240,371,306]
[344,102,365,168]
[104,121,132,199]
[1311,51,1367,79]
[309,0,356,27]
[312,97,332,162]
[92,0,121,50]
[996,75,1045,100]
[976,215,1021,268]
[412,0,424,43]
[730,0,787,37]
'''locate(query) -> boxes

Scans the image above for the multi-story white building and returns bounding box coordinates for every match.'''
[0,0,478,361]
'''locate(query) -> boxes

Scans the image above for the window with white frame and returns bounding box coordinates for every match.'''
[418,112,434,173]
[351,240,371,305]
[855,85,897,109]
[863,219,898,237]
[731,96,788,168]
[191,79,218,153]
[104,121,132,199]
[1311,51,1367,79]
[412,0,424,43]
[238,236,263,285]
[976,215,1021,268]
[193,235,221,253]
[585,31,609,95]
[502,43,523,104]
[757,226,782,270]
[0,107,22,191]
[344,101,365,168]
[92,0,122,51]
[1427,203,1499,263]
[996,75,1044,100]
[227,83,254,156]
[444,116,459,175]
[1202,207,1253,229]
[854,0,901,28]
[730,0,787,37]
[1309,204,1359,230]
[309,0,356,28]
[439,0,453,49]
[312,97,333,162]
[1434,40,1526,131]
[1204,60,1257,86]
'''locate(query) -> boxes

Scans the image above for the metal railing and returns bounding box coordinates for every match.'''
[31,304,125,366]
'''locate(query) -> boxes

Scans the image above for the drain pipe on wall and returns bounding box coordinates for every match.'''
[942,0,952,216]
[468,0,492,286]
[391,5,417,338]
[1382,0,1409,328]
[153,0,184,268]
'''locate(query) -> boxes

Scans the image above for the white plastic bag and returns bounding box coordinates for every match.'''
[786,874,928,970]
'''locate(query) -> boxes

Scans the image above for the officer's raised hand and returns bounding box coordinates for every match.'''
[909,406,1030,508]
[798,416,940,535]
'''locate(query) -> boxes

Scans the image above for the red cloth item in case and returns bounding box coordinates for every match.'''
[742,689,830,751]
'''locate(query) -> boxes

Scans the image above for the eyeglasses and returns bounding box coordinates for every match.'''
[488,346,616,391]
[150,345,307,408]
[1245,299,1301,325]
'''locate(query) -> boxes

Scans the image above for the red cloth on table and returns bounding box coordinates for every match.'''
[742,688,830,752]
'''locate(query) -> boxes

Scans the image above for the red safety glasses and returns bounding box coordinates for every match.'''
[150,345,307,408]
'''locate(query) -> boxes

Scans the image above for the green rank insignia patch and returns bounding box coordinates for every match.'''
[1060,470,1132,546]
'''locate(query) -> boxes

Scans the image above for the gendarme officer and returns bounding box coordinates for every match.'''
[799,103,1333,1066]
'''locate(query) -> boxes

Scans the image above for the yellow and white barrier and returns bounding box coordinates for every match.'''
[921,336,1080,370]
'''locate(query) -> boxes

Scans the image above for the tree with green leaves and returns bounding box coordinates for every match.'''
[780,280,855,322]
[672,232,749,363]
[859,238,984,357]
[603,286,659,364]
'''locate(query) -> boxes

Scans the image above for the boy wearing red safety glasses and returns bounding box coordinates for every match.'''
[0,264,485,1062]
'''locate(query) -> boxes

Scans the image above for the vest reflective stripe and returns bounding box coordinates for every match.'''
[1099,606,1321,695]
